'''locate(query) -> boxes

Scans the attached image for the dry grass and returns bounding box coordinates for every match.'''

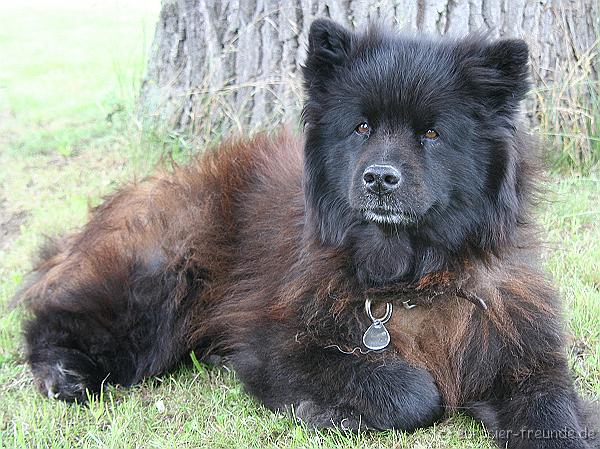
[149,35,600,175]
[533,40,600,174]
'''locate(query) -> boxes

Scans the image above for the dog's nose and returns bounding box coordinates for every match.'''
[363,164,401,195]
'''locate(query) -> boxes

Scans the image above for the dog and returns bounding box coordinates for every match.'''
[18,19,598,448]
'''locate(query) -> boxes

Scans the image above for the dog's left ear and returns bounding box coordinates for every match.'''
[302,19,353,87]
[465,38,531,113]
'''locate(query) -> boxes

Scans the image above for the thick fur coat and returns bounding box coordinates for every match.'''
[18,19,598,448]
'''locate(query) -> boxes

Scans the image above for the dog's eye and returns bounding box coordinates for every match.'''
[424,129,439,140]
[355,122,371,136]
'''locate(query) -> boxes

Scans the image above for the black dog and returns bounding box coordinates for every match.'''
[19,19,598,448]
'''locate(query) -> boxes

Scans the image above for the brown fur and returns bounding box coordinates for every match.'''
[17,21,599,446]
[21,130,559,405]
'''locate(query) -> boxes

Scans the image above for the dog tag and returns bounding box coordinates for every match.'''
[363,299,393,351]
[362,320,390,350]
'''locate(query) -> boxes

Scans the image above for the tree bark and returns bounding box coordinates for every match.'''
[139,0,600,146]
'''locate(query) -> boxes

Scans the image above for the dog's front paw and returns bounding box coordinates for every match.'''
[29,347,102,402]
[293,400,363,430]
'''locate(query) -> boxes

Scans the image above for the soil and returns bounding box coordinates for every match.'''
[0,199,29,253]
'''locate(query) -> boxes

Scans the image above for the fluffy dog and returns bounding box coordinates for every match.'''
[18,19,598,448]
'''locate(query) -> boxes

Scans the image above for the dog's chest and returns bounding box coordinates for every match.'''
[369,297,472,366]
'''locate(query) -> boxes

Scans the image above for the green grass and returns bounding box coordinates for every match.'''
[0,2,599,448]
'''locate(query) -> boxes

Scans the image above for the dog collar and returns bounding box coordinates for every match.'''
[361,286,487,351]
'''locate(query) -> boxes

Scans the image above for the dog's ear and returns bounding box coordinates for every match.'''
[463,38,531,113]
[302,19,353,87]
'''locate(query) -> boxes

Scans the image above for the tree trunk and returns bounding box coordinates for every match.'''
[140,0,599,151]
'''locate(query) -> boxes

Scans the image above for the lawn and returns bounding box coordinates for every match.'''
[0,2,598,448]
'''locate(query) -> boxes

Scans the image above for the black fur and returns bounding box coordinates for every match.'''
[18,19,598,449]
[25,253,202,401]
[302,20,531,284]
[231,323,442,431]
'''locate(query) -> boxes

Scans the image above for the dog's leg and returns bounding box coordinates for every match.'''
[20,183,207,402]
[25,263,199,402]
[469,360,598,449]
[231,341,443,431]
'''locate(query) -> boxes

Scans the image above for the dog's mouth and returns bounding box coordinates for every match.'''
[360,207,417,225]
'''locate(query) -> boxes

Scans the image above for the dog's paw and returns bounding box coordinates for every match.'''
[29,347,101,403]
[293,400,363,430]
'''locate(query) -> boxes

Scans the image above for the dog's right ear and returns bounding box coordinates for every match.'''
[302,19,353,87]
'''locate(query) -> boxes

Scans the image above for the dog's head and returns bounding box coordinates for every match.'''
[302,19,533,260]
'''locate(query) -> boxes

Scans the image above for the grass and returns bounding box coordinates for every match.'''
[0,2,598,448]
[533,40,600,174]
